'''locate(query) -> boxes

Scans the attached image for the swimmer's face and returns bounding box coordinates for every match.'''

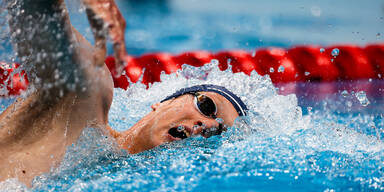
[123,92,238,153]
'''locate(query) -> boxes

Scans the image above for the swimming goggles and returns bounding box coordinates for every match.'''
[192,92,217,119]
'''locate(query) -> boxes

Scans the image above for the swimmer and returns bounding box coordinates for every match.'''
[0,0,247,186]
[109,84,248,154]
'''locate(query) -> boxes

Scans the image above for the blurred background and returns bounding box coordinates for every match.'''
[1,0,384,59]
[68,0,384,56]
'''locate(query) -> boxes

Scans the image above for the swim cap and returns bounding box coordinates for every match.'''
[161,84,248,116]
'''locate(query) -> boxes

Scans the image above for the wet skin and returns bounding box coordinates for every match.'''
[0,0,238,187]
[109,92,239,154]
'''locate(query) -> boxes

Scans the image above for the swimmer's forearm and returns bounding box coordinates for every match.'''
[81,0,128,75]
[7,0,85,96]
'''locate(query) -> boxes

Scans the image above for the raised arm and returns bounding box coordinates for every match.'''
[7,0,127,98]
[0,0,127,184]
[7,0,75,96]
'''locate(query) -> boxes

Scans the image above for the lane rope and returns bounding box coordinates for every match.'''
[1,44,383,96]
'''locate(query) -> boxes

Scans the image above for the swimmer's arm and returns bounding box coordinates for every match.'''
[82,0,128,74]
[7,0,126,97]
[106,125,120,139]
[7,0,84,97]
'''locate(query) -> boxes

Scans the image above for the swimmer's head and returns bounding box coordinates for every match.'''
[119,84,247,154]
[160,84,248,117]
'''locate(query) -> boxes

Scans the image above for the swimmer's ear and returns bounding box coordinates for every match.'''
[151,103,161,111]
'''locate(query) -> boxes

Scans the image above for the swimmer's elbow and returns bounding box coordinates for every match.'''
[106,125,120,139]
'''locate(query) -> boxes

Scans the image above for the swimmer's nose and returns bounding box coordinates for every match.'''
[192,120,219,136]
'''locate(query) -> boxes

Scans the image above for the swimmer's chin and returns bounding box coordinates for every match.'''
[166,133,182,142]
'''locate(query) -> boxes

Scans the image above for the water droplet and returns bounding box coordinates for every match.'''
[355,91,370,107]
[307,107,312,114]
[227,58,231,65]
[269,67,274,73]
[304,71,310,76]
[346,101,352,108]
[177,125,185,132]
[278,65,285,72]
[210,59,219,66]
[331,48,339,57]
[215,118,224,124]
[341,90,348,97]
[310,6,322,17]
[369,78,372,82]
[320,48,325,53]
[56,52,63,58]
[379,74,382,78]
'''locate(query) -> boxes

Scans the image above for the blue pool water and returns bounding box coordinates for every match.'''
[1,0,384,191]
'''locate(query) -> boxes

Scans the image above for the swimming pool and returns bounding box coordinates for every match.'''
[1,0,384,191]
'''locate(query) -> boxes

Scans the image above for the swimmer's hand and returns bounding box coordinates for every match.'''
[83,0,127,77]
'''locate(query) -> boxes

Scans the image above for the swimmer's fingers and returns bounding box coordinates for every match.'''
[83,0,127,75]
[85,7,107,67]
[108,2,127,76]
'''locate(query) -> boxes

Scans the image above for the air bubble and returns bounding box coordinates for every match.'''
[269,67,274,73]
[304,72,310,76]
[320,48,325,53]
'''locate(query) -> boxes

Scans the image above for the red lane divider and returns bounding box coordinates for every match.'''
[0,62,28,96]
[288,46,339,81]
[1,44,383,96]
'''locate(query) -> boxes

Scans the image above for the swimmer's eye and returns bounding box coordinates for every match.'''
[193,92,217,119]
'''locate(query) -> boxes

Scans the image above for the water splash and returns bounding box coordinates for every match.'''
[1,62,384,191]
[341,90,348,97]
[355,91,370,107]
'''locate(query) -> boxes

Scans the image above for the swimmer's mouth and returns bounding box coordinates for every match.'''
[168,127,191,140]
[168,123,226,140]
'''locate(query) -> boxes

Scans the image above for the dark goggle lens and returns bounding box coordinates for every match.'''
[195,94,217,118]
